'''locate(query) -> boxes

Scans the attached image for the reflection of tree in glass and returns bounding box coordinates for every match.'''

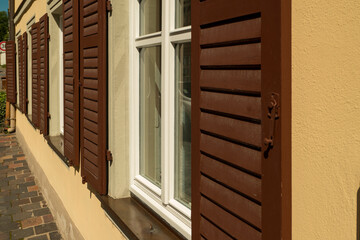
[0,12,9,41]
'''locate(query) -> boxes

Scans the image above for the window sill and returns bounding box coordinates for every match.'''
[44,135,69,167]
[96,193,186,240]
[25,114,37,130]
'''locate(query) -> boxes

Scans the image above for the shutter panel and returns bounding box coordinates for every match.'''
[79,0,107,195]
[31,23,40,128]
[19,32,28,114]
[17,35,23,112]
[6,41,17,104]
[22,32,28,114]
[63,0,80,167]
[192,0,284,239]
[39,14,49,135]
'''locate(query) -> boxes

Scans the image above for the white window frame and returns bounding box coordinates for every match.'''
[59,14,64,135]
[129,0,191,238]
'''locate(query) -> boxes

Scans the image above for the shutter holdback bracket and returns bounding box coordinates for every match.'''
[106,150,113,163]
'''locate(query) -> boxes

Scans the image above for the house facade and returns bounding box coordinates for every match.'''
[5,0,360,239]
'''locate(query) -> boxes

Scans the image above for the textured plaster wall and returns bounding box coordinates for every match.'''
[16,111,126,240]
[107,0,130,198]
[292,0,360,239]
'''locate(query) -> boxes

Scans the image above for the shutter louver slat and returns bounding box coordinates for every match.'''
[63,0,80,167]
[6,41,17,104]
[80,0,107,195]
[192,0,283,239]
[38,14,49,135]
[31,23,40,128]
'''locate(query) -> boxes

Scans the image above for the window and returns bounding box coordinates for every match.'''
[47,3,64,154]
[130,0,191,238]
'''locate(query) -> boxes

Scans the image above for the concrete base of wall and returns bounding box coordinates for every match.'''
[16,128,85,240]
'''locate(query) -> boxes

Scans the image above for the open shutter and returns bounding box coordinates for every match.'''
[17,35,23,112]
[22,32,28,114]
[63,0,80,167]
[31,23,40,128]
[6,41,17,104]
[39,14,49,135]
[80,0,107,195]
[19,32,28,114]
[191,0,285,239]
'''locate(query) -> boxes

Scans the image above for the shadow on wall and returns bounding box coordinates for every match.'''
[358,187,360,240]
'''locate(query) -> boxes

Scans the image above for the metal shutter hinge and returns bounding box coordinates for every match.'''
[47,112,51,119]
[107,1,113,13]
[106,150,113,162]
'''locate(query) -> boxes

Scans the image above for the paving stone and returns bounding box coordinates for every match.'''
[12,211,32,221]
[11,227,34,240]
[0,206,22,215]
[49,231,62,240]
[31,196,44,203]
[33,208,51,217]
[21,216,43,228]
[0,221,21,231]
[8,178,25,186]
[0,134,62,240]
[12,198,30,206]
[42,214,53,224]
[20,191,38,199]
[28,185,39,192]
[29,235,49,240]
[21,202,41,211]
[35,223,58,235]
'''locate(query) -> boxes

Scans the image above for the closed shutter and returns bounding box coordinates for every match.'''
[192,0,284,239]
[20,32,28,114]
[79,0,107,195]
[39,14,49,135]
[31,23,40,128]
[63,0,80,167]
[6,41,17,104]
[17,35,23,112]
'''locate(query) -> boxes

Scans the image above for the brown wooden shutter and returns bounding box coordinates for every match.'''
[79,0,108,195]
[17,35,23,112]
[31,23,40,128]
[19,32,28,114]
[6,41,17,104]
[63,0,80,167]
[39,14,49,135]
[191,0,287,239]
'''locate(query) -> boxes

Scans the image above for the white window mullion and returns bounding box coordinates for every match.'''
[161,0,171,204]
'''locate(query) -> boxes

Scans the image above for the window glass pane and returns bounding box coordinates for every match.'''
[140,0,162,35]
[139,46,162,187]
[174,43,191,208]
[175,0,191,28]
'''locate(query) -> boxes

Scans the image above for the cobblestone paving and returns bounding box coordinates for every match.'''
[0,134,62,240]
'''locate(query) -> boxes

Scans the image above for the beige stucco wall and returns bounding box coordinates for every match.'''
[292,0,360,239]
[15,0,47,33]
[16,110,126,240]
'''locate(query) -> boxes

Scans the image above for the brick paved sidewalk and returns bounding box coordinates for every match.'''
[0,134,62,240]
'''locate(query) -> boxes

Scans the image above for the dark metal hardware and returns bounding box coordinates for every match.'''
[264,92,280,149]
[106,150,113,162]
[107,1,112,13]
